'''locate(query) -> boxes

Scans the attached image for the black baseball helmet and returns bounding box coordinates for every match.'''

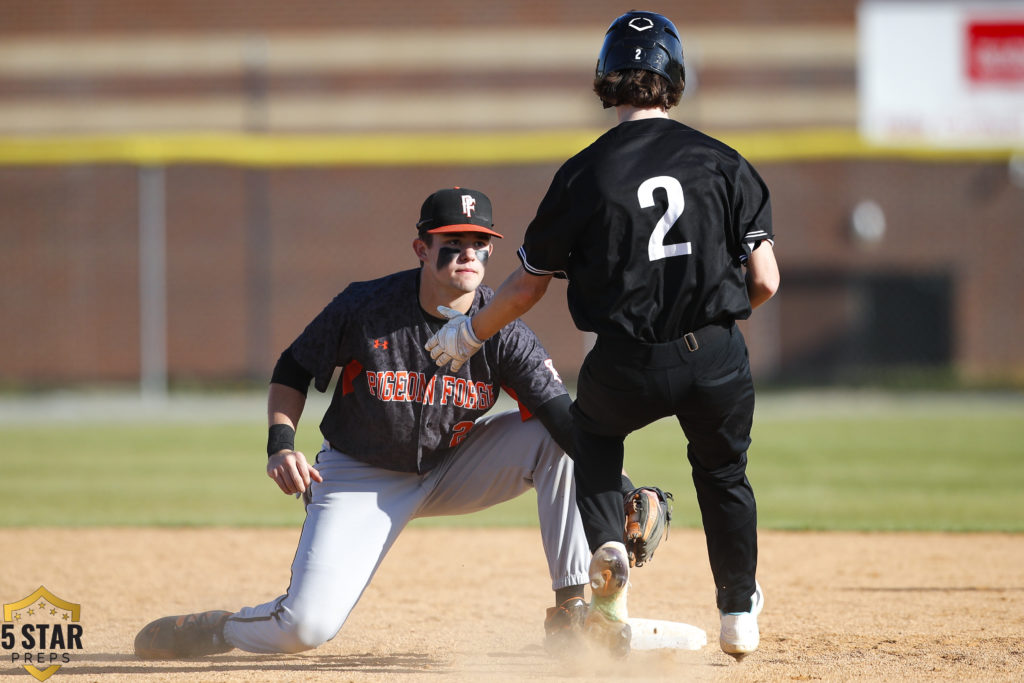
[595,10,684,88]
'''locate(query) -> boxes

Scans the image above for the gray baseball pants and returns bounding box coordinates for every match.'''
[222,409,590,653]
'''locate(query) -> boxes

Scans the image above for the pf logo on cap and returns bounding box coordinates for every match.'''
[461,194,476,218]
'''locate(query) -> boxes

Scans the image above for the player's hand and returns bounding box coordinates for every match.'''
[267,450,323,496]
[424,305,483,372]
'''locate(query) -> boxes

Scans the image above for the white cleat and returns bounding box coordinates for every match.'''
[719,581,764,659]
[585,541,631,657]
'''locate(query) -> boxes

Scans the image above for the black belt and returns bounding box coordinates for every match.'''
[594,322,733,367]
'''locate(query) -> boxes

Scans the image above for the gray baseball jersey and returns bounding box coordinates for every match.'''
[221,268,589,654]
[289,268,566,473]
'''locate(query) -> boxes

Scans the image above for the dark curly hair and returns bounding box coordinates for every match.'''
[593,69,684,110]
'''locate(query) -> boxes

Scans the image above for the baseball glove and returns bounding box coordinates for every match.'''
[623,487,673,567]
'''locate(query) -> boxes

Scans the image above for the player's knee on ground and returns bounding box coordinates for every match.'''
[264,613,344,653]
[294,614,344,651]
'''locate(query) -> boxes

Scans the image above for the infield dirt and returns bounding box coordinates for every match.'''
[1,528,1021,681]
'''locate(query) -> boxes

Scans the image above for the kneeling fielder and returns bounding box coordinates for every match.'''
[133,187,667,660]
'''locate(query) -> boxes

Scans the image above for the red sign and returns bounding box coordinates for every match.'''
[967,21,1024,83]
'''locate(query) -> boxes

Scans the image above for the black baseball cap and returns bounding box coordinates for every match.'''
[416,187,503,238]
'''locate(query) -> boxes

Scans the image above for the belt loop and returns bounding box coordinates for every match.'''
[683,332,699,352]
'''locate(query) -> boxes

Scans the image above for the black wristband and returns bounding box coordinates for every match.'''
[267,424,296,457]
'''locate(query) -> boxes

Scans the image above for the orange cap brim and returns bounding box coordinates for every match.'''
[425,224,503,239]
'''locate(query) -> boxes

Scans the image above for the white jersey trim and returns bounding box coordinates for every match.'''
[518,246,567,278]
[739,237,774,264]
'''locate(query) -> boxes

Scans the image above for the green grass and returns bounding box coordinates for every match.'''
[2,393,1022,530]
[0,422,308,526]
[745,413,1024,531]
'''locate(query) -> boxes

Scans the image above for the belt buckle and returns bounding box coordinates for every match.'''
[683,332,699,352]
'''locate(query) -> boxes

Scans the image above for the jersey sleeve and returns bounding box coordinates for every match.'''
[732,157,774,264]
[270,347,314,394]
[494,319,568,415]
[519,166,586,279]
[288,292,351,393]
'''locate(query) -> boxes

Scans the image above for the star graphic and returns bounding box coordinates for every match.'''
[28,609,35,616]
[62,613,70,621]
[38,602,46,609]
[13,613,21,621]
[50,608,58,616]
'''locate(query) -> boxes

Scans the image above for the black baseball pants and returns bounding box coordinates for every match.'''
[570,322,758,613]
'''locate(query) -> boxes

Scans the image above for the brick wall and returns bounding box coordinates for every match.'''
[3,158,1022,387]
[2,1,857,35]
[2,0,1022,389]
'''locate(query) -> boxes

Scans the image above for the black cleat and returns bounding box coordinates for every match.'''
[134,610,234,660]
[543,597,588,654]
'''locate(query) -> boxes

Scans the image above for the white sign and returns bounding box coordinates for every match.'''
[859,1,1024,147]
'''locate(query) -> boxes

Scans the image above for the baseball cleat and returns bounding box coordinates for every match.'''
[134,610,234,660]
[719,582,764,660]
[543,597,588,654]
[584,603,632,658]
[588,541,630,602]
[585,541,631,657]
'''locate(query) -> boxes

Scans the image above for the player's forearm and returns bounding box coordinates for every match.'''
[533,394,574,455]
[268,382,307,430]
[747,277,777,309]
[745,242,780,309]
[472,266,552,340]
[267,383,307,459]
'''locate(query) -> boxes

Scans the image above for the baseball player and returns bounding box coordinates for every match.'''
[426,11,779,660]
[132,187,666,660]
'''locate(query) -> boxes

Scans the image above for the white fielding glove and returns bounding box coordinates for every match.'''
[424,305,483,372]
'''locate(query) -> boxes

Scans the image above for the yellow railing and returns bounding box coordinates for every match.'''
[0,128,1017,166]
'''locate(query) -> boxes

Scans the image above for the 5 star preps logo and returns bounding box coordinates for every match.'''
[2,587,82,681]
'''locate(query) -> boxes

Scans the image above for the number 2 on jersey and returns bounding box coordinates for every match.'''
[638,175,691,261]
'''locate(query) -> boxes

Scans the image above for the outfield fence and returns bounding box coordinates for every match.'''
[2,129,1022,393]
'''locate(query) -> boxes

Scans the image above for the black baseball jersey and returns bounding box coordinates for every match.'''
[518,118,773,343]
[288,268,566,473]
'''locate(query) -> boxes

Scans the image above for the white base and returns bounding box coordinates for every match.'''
[628,617,707,651]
